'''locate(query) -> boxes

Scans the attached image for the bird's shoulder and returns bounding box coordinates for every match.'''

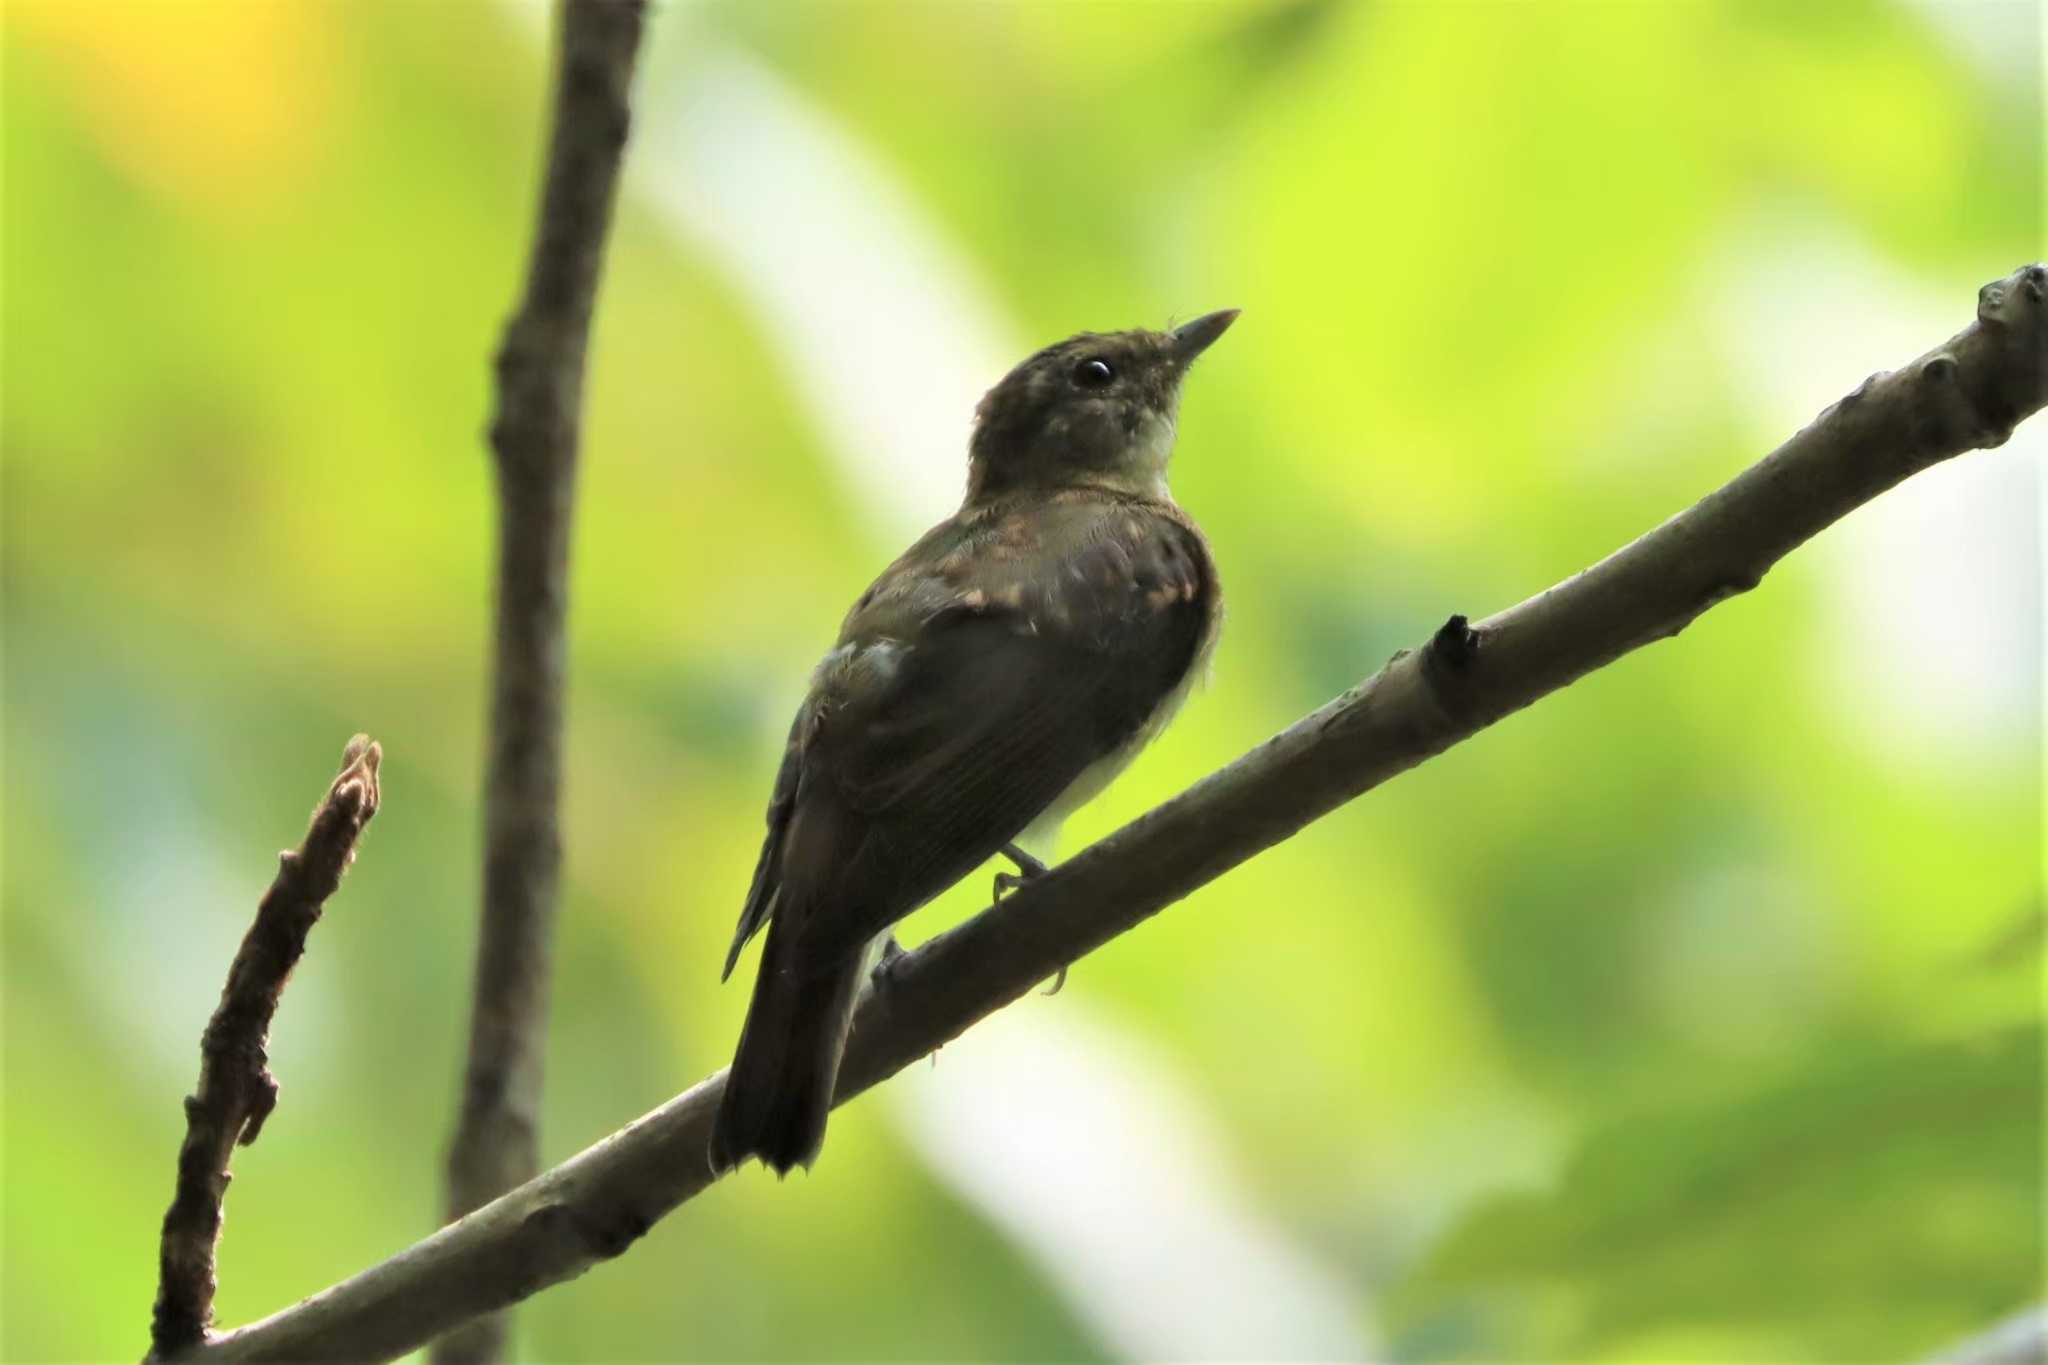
[833,487,1217,659]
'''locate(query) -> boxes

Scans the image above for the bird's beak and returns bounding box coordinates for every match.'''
[1171,309,1241,365]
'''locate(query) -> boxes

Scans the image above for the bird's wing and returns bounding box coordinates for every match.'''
[739,495,1214,967]
[722,708,806,980]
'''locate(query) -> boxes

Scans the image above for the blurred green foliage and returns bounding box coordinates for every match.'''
[2,1,2038,1361]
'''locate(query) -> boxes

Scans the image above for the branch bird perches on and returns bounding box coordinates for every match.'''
[173,263,2047,1364]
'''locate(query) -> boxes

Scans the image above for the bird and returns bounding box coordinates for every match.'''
[710,310,1238,1175]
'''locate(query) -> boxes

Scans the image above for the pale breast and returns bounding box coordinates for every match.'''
[1021,504,1220,848]
[1020,660,1203,846]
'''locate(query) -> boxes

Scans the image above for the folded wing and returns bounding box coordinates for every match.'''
[726,495,1214,971]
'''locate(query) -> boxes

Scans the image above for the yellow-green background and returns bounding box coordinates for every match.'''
[4,2,2040,1361]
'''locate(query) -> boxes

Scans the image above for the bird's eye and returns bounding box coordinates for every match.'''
[1073,358,1114,389]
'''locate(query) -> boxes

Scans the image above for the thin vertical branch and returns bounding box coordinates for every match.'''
[437,4,647,1363]
[150,736,382,1360]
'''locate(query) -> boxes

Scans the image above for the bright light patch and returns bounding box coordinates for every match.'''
[1704,217,2041,766]
[636,47,1019,537]
[895,1005,1375,1362]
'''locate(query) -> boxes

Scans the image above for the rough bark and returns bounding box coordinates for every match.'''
[436,3,646,1362]
[183,266,2045,1364]
[149,737,383,1359]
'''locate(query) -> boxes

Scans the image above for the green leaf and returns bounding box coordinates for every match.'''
[1395,1027,2042,1361]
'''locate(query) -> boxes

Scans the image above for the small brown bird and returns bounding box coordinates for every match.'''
[712,310,1238,1174]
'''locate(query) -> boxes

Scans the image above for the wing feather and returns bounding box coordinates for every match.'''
[730,494,1216,969]
[722,708,807,979]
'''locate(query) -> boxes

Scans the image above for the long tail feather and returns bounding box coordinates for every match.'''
[710,917,863,1175]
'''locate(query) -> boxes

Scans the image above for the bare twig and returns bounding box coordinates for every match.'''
[437,4,646,1363]
[189,268,2045,1364]
[149,736,383,1360]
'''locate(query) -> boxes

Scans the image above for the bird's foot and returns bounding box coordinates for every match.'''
[992,842,1048,901]
[992,844,1066,996]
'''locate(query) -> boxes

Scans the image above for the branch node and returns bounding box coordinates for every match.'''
[1414,613,1485,729]
[333,735,384,818]
[1428,613,1482,671]
[241,1073,280,1147]
[1680,570,1767,632]
[579,1201,654,1260]
[1983,265,2048,324]
[1914,351,2012,451]
[1979,264,2048,325]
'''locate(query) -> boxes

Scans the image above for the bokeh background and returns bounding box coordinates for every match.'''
[4,1,2042,1361]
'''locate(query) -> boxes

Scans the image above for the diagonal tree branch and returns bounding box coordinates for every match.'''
[436,4,646,1363]
[149,736,383,1360]
[189,267,2044,1364]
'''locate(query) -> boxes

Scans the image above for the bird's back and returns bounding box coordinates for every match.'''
[735,487,1218,970]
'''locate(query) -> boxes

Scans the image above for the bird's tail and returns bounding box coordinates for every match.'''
[710,915,864,1176]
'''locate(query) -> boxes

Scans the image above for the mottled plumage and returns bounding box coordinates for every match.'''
[712,312,1237,1175]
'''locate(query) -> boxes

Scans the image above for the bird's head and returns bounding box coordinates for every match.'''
[966,310,1238,504]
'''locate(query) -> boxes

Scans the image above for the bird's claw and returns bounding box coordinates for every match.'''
[1001,842,1048,878]
[992,843,1048,903]
[991,843,1065,995]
